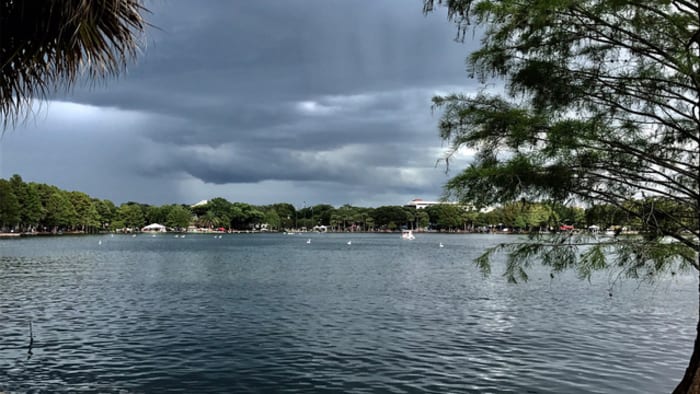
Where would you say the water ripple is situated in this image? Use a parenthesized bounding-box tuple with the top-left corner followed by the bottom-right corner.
(0, 234, 696, 393)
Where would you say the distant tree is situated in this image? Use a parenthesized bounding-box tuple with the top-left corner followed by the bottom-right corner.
(45, 190, 77, 230)
(352, 212, 366, 231)
(425, 204, 462, 231)
(264, 209, 281, 231)
(311, 204, 334, 226)
(297, 207, 312, 228)
(229, 202, 264, 230)
(197, 211, 219, 229)
(166, 205, 192, 230)
(403, 208, 416, 230)
(69, 191, 100, 232)
(365, 216, 376, 231)
(144, 205, 168, 225)
(109, 220, 125, 232)
(372, 206, 410, 229)
(416, 210, 430, 230)
(207, 197, 232, 227)
(472, 211, 491, 229)
(585, 204, 626, 231)
(269, 203, 296, 229)
(246, 207, 266, 229)
(329, 213, 340, 231)
(526, 204, 554, 232)
(8, 174, 27, 229)
(23, 183, 45, 230)
(551, 204, 583, 229)
(335, 205, 358, 231)
(460, 210, 475, 231)
(0, 179, 20, 230)
(118, 203, 145, 230)
(228, 204, 244, 229)
(0, 0, 147, 127)
(360, 209, 375, 231)
(95, 199, 117, 229)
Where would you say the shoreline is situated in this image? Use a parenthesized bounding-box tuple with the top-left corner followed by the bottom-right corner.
(0, 230, 563, 239)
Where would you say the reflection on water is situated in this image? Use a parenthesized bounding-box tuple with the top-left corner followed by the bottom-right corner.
(0, 233, 696, 393)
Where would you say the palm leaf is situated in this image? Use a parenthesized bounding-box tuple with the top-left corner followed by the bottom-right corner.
(0, 0, 147, 128)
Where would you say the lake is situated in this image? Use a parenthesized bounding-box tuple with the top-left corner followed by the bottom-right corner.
(0, 233, 696, 393)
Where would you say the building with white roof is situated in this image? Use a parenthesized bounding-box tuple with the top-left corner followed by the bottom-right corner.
(404, 198, 457, 209)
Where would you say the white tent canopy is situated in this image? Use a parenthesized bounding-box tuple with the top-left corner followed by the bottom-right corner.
(142, 223, 167, 232)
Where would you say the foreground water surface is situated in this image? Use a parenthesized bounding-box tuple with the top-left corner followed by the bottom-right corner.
(0, 233, 696, 393)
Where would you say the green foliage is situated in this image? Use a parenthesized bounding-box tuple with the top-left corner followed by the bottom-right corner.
(425, 0, 699, 280)
(208, 198, 232, 226)
(0, 174, 693, 246)
(118, 203, 145, 229)
(144, 205, 168, 225)
(416, 210, 430, 229)
(197, 211, 220, 229)
(264, 209, 281, 230)
(0, 179, 20, 228)
(95, 199, 116, 229)
(486, 232, 696, 284)
(372, 206, 411, 229)
(268, 203, 296, 229)
(23, 184, 45, 227)
(229, 202, 265, 230)
(69, 191, 100, 231)
(425, 204, 463, 230)
(1, 0, 147, 128)
(8, 174, 28, 227)
(165, 205, 192, 230)
(45, 190, 77, 229)
(312, 204, 335, 226)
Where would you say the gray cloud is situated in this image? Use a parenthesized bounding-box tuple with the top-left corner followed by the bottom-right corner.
(1, 0, 481, 207)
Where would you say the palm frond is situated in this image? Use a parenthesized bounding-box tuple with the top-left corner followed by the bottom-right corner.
(0, 0, 147, 128)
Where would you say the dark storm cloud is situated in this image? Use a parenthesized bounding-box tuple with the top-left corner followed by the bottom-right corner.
(136, 139, 438, 185)
(1, 0, 482, 206)
(143, 87, 441, 149)
(68, 1, 474, 108)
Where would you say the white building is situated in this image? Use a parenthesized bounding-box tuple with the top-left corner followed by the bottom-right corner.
(404, 198, 457, 209)
(142, 223, 167, 232)
(404, 198, 494, 212)
(190, 199, 209, 208)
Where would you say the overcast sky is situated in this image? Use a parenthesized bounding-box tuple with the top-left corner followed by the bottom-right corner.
(0, 0, 482, 208)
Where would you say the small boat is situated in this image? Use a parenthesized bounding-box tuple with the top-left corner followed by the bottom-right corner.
(401, 230, 415, 240)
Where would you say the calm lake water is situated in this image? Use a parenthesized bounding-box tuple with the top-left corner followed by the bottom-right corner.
(0, 233, 696, 393)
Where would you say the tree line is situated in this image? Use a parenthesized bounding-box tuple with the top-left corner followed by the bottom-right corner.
(0, 174, 675, 234)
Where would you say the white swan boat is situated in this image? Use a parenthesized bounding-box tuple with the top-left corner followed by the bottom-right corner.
(401, 230, 415, 240)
